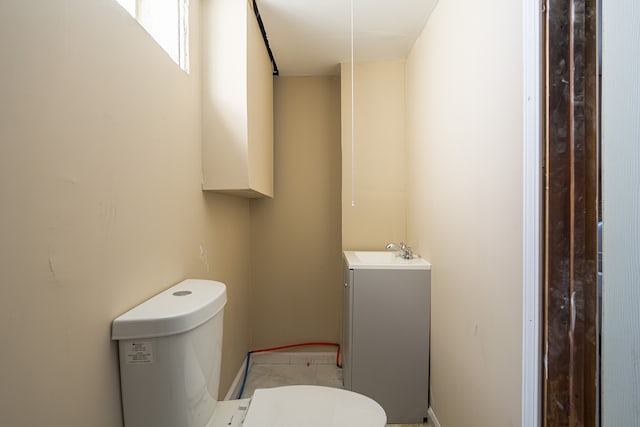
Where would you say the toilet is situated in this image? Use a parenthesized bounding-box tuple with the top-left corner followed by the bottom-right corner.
(111, 279, 386, 427)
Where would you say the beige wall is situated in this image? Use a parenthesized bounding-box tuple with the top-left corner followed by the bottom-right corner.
(406, 1, 523, 426)
(250, 77, 342, 348)
(341, 61, 407, 251)
(0, 1, 251, 425)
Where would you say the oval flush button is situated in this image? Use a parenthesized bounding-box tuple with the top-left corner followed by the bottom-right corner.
(173, 290, 192, 296)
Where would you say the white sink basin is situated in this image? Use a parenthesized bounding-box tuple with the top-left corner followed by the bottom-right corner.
(344, 251, 431, 270)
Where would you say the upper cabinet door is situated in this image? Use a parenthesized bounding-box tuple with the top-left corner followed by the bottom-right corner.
(202, 0, 274, 198)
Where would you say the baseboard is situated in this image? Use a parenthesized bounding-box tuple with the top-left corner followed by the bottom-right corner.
(427, 407, 441, 427)
(224, 355, 251, 401)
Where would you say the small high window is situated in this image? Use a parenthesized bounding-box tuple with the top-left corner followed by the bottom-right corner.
(116, 0, 190, 73)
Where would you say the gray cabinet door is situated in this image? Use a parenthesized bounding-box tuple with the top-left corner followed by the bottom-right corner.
(350, 269, 430, 424)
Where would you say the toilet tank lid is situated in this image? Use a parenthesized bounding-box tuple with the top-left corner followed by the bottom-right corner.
(111, 279, 227, 340)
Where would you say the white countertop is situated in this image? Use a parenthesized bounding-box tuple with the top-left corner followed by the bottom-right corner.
(344, 251, 432, 270)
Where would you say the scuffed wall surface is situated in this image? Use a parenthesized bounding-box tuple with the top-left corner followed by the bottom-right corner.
(0, 1, 250, 425)
(405, 0, 523, 425)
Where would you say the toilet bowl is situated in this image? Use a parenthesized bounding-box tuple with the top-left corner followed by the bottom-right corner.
(211, 385, 385, 427)
(112, 279, 386, 427)
(243, 385, 385, 427)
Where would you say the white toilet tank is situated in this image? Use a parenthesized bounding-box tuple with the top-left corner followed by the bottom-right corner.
(112, 279, 227, 427)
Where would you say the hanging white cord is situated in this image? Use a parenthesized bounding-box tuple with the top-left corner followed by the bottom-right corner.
(350, 0, 356, 207)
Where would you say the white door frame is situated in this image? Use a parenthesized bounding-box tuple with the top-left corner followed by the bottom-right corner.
(522, 1, 543, 426)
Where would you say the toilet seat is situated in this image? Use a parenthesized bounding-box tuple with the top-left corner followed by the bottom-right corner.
(242, 385, 387, 427)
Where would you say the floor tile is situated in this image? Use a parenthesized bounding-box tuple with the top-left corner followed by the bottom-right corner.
(241, 362, 343, 398)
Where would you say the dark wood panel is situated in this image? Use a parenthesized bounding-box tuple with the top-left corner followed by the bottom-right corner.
(544, 0, 598, 425)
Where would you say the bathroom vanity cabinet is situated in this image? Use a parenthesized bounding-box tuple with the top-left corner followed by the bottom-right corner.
(342, 251, 431, 424)
(201, 0, 273, 198)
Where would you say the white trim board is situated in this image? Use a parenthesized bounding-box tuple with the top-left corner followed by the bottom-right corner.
(224, 354, 251, 401)
(521, 0, 543, 426)
(427, 407, 442, 427)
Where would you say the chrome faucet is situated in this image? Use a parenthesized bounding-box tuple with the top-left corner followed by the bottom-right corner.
(386, 242, 413, 259)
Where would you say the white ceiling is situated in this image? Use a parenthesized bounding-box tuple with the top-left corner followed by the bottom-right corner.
(257, 0, 439, 76)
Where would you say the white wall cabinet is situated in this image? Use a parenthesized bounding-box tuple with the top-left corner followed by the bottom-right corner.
(202, 0, 274, 198)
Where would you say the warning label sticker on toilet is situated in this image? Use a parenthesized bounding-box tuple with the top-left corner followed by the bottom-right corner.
(125, 341, 154, 364)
